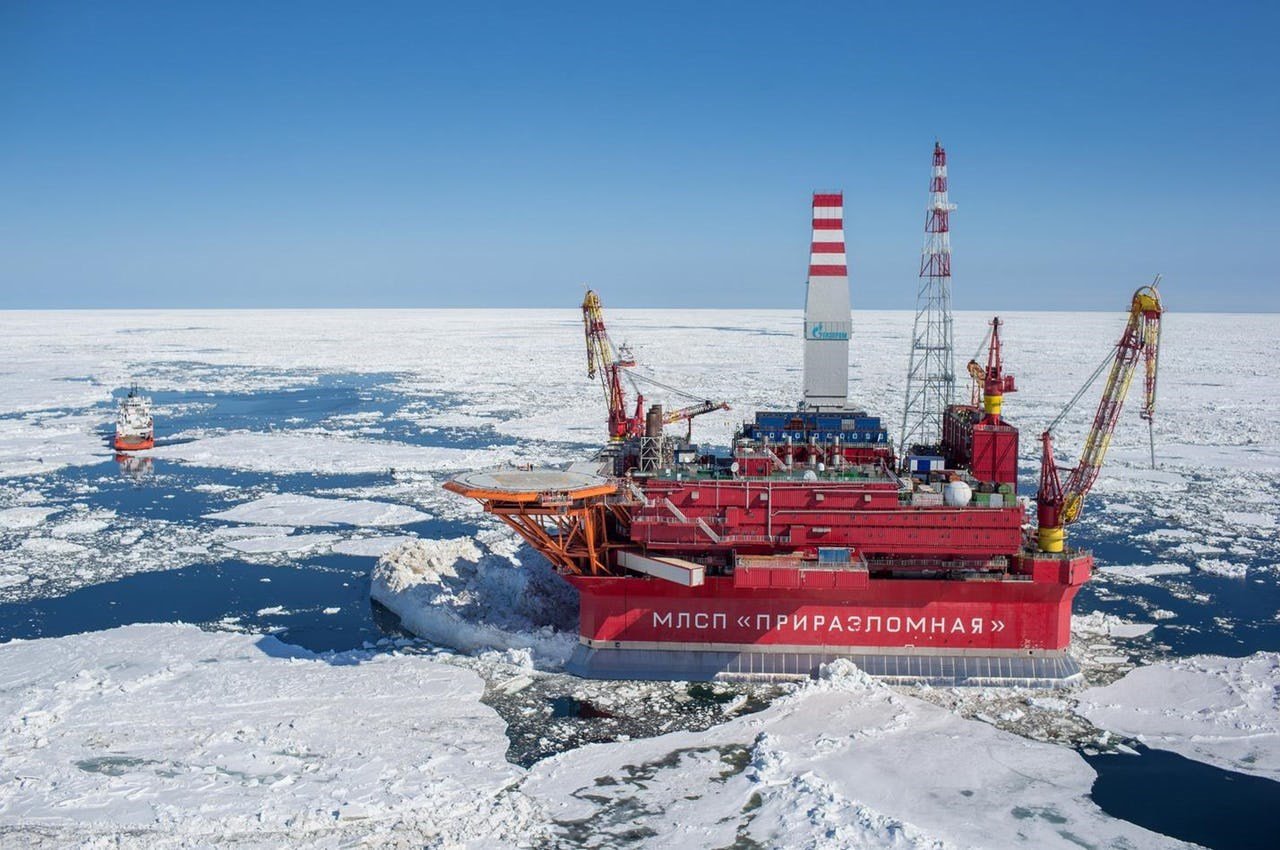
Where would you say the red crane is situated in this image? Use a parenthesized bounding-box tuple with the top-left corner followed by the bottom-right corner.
(581, 289, 730, 442)
(582, 290, 645, 440)
(1036, 280, 1163, 552)
(966, 316, 1017, 422)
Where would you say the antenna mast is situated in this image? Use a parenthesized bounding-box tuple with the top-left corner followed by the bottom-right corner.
(899, 141, 957, 456)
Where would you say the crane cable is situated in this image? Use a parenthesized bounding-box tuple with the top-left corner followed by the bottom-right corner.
(1046, 345, 1120, 436)
(625, 367, 705, 402)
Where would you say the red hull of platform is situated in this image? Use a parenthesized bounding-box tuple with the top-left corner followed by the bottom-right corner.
(569, 555, 1090, 656)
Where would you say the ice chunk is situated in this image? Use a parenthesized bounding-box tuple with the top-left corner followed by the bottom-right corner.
(525, 659, 1188, 848)
(0, 506, 61, 528)
(151, 431, 560, 476)
(1078, 652, 1280, 780)
(0, 624, 535, 845)
(1196, 558, 1248, 578)
(220, 532, 339, 554)
(1097, 563, 1190, 582)
(206, 493, 428, 527)
(1072, 611, 1157, 638)
(332, 535, 417, 557)
(370, 538, 578, 665)
(0, 414, 104, 478)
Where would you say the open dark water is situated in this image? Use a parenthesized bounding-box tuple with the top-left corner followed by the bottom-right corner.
(2, 372, 1277, 848)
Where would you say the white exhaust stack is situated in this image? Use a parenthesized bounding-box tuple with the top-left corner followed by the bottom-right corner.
(803, 192, 851, 409)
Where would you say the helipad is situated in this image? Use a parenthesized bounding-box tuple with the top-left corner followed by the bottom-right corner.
(444, 467, 616, 502)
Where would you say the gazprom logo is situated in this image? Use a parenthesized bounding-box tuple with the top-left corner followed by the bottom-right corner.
(807, 322, 850, 341)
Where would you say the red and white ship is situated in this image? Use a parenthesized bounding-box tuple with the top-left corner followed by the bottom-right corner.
(113, 385, 155, 452)
(446, 159, 1162, 686)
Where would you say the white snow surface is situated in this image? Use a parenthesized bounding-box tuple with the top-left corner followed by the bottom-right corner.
(0, 624, 535, 848)
(1072, 611, 1158, 639)
(1097, 563, 1191, 582)
(0, 506, 61, 529)
(1196, 558, 1249, 578)
(0, 413, 105, 478)
(150, 430, 565, 476)
(1078, 652, 1280, 781)
(523, 660, 1189, 849)
(219, 532, 341, 554)
(370, 537, 579, 665)
(205, 493, 428, 527)
(330, 535, 416, 557)
(0, 627, 1191, 849)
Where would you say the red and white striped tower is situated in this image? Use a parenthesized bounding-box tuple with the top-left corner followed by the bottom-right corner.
(802, 192, 852, 409)
(899, 142, 957, 454)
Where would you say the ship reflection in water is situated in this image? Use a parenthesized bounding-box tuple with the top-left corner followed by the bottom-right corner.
(115, 453, 154, 483)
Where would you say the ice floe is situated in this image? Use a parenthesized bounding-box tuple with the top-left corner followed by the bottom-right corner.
(331, 534, 417, 557)
(0, 624, 537, 847)
(0, 414, 105, 478)
(1097, 562, 1191, 582)
(524, 659, 1190, 849)
(0, 505, 61, 529)
(205, 492, 429, 527)
(1072, 611, 1157, 639)
(151, 430, 564, 476)
(370, 536, 579, 665)
(1077, 652, 1280, 780)
(220, 532, 341, 554)
(0, 625, 1194, 849)
(1196, 558, 1249, 578)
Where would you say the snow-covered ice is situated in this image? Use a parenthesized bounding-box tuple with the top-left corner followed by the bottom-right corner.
(151, 430, 563, 476)
(0, 414, 105, 478)
(331, 534, 417, 557)
(0, 626, 1194, 849)
(219, 532, 341, 554)
(0, 505, 61, 529)
(0, 624, 537, 848)
(1072, 611, 1158, 639)
(1078, 652, 1280, 781)
(1097, 563, 1191, 582)
(1196, 558, 1249, 578)
(205, 493, 428, 527)
(524, 660, 1190, 849)
(370, 537, 579, 665)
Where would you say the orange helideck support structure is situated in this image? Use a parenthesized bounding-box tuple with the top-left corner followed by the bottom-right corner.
(443, 468, 629, 576)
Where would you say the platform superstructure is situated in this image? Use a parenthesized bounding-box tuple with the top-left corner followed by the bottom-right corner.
(446, 176, 1163, 686)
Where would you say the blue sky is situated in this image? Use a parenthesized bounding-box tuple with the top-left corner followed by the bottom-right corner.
(2, 2, 1276, 310)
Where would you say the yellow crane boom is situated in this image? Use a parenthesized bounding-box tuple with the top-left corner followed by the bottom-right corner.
(1036, 279, 1163, 552)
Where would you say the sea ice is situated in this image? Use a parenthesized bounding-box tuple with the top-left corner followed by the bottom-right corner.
(0, 506, 61, 529)
(1072, 612, 1157, 639)
(1196, 558, 1248, 578)
(0, 413, 105, 478)
(0, 625, 1193, 849)
(370, 537, 579, 665)
(0, 624, 538, 847)
(151, 430, 563, 476)
(524, 659, 1191, 848)
(205, 492, 428, 527)
(331, 534, 417, 557)
(1078, 652, 1280, 781)
(1097, 563, 1191, 582)
(219, 532, 341, 554)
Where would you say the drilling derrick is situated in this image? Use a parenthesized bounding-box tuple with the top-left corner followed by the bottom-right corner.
(900, 141, 957, 456)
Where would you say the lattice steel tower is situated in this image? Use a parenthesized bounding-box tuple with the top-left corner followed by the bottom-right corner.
(899, 141, 957, 456)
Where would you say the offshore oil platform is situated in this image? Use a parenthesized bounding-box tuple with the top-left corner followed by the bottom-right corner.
(447, 143, 1163, 685)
